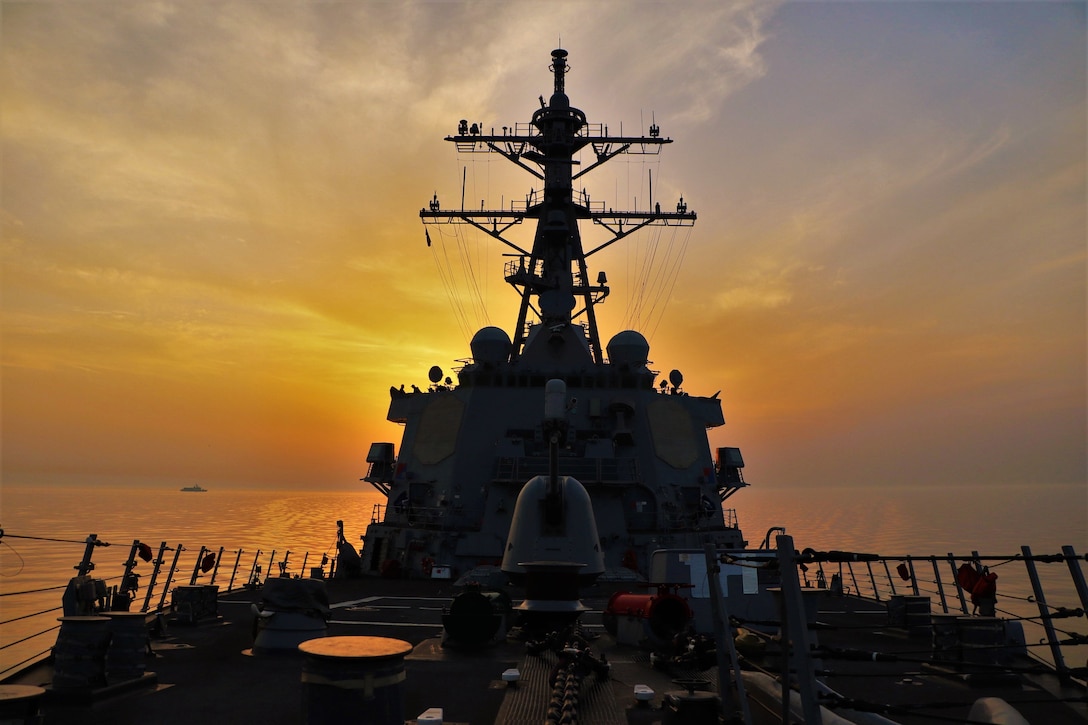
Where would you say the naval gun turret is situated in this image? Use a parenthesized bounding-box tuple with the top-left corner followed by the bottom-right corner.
(502, 380, 604, 626)
(502, 380, 604, 586)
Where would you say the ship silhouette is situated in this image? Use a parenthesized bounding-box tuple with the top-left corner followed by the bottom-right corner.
(361, 49, 747, 581)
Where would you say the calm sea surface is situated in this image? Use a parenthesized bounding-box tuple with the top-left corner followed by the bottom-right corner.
(2, 481, 1084, 676)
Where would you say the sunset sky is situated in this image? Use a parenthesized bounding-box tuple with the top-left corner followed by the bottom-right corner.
(2, 2, 1085, 496)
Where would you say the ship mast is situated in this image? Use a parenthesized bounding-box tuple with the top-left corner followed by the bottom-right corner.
(420, 49, 696, 364)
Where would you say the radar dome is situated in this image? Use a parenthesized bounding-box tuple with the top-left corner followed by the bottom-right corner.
(549, 92, 569, 109)
(470, 326, 512, 365)
(606, 330, 650, 368)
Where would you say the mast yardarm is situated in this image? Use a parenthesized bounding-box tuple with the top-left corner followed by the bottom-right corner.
(420, 49, 696, 363)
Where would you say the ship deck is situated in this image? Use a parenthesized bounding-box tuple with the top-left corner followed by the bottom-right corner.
(6, 576, 1086, 724)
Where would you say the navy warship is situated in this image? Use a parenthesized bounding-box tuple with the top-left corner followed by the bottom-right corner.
(360, 48, 748, 582)
(2, 47, 1085, 725)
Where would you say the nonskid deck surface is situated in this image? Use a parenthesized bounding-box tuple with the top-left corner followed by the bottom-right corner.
(11, 578, 1086, 724)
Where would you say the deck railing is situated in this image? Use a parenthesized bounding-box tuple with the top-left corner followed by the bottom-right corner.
(715, 538, 1088, 724)
(794, 545, 1088, 680)
(0, 531, 336, 681)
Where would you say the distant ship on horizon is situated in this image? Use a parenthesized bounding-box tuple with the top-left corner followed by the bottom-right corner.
(180, 485, 207, 492)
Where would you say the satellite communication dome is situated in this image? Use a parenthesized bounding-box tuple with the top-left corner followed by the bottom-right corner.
(606, 330, 650, 368)
(429, 366, 443, 384)
(470, 326, 512, 365)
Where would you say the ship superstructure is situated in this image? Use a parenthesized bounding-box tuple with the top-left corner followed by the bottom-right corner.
(360, 49, 748, 579)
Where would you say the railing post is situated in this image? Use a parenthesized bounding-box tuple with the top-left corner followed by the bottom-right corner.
(702, 544, 748, 724)
(265, 550, 277, 581)
(75, 534, 98, 576)
(209, 546, 225, 585)
(141, 542, 169, 612)
(227, 549, 244, 592)
(930, 557, 949, 613)
(948, 553, 968, 614)
(907, 556, 919, 596)
(189, 546, 208, 586)
(882, 560, 897, 597)
(248, 550, 263, 587)
(866, 561, 879, 601)
(776, 536, 822, 725)
(157, 544, 185, 612)
(1022, 545, 1068, 675)
(112, 535, 143, 609)
(1062, 545, 1088, 614)
(300, 552, 310, 577)
(114, 539, 141, 611)
(847, 562, 860, 597)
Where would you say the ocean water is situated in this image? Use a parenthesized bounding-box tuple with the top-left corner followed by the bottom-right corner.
(0, 485, 385, 677)
(1, 481, 1084, 677)
(736, 481, 1086, 555)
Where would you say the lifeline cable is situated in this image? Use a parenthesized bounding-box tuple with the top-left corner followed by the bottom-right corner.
(0, 539, 25, 577)
(0, 583, 68, 597)
(0, 533, 111, 546)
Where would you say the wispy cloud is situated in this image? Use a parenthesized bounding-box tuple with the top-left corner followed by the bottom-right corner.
(1, 1, 1083, 489)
